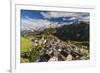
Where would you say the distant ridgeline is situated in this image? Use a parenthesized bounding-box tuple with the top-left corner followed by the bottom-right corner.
(21, 21, 89, 41)
(41, 21, 89, 41)
(53, 21, 89, 41)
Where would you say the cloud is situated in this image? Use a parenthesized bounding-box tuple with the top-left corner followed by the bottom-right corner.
(41, 11, 88, 17)
(40, 12, 50, 19)
(40, 12, 77, 18)
(62, 18, 68, 21)
(68, 17, 76, 20)
(79, 16, 89, 22)
(40, 11, 89, 22)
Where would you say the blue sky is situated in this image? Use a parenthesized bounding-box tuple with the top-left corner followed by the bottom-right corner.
(21, 10, 44, 19)
(21, 9, 89, 31)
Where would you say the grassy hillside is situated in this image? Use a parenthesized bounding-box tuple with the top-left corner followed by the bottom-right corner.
(21, 37, 33, 52)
